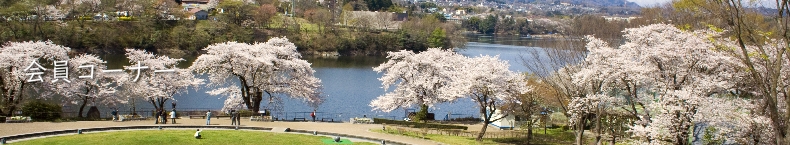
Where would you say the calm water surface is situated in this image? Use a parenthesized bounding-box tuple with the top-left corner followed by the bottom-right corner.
(101, 36, 559, 121)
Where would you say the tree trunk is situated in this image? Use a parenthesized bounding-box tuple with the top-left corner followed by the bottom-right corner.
(78, 86, 92, 118)
(8, 91, 21, 117)
(7, 104, 16, 117)
(251, 99, 261, 113)
(594, 111, 602, 145)
(78, 97, 88, 118)
(675, 125, 690, 145)
(476, 107, 489, 141)
(526, 121, 533, 145)
(765, 97, 788, 145)
(575, 119, 586, 145)
(477, 120, 490, 141)
(3, 81, 24, 116)
(158, 98, 167, 110)
(610, 136, 616, 145)
(249, 92, 263, 113)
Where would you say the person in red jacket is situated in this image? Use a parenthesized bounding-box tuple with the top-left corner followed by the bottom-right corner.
(310, 109, 316, 122)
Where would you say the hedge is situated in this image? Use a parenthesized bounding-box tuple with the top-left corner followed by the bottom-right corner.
(21, 101, 62, 121)
(373, 118, 468, 130)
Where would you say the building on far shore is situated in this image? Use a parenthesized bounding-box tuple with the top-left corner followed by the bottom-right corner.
(181, 0, 211, 11)
(187, 9, 209, 20)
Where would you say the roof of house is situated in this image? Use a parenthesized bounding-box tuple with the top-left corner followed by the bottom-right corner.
(188, 8, 205, 14)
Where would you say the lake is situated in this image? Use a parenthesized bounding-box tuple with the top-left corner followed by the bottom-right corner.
(94, 35, 563, 122)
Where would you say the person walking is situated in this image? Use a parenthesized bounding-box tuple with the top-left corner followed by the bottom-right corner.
(310, 109, 316, 122)
(235, 110, 241, 126)
(161, 109, 167, 124)
(170, 109, 177, 124)
(230, 110, 237, 126)
(154, 109, 161, 124)
(111, 109, 118, 121)
(206, 110, 212, 125)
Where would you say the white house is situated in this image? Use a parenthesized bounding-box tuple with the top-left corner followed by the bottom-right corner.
(486, 107, 521, 130)
(181, 0, 211, 11)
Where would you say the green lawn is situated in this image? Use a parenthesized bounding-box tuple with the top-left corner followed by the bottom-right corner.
(372, 128, 575, 145)
(12, 130, 377, 145)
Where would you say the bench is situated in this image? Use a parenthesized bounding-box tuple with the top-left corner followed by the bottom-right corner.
(5, 116, 31, 123)
(251, 116, 273, 122)
(321, 118, 334, 122)
(215, 115, 231, 119)
(189, 115, 206, 119)
(119, 115, 146, 121)
(351, 118, 372, 124)
(293, 118, 306, 121)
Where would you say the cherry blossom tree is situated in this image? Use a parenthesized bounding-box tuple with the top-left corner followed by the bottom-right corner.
(0, 41, 70, 116)
(208, 86, 245, 112)
(52, 54, 124, 117)
(208, 0, 219, 9)
(712, 37, 790, 144)
(122, 49, 204, 111)
(572, 24, 756, 144)
(369, 48, 467, 115)
(518, 39, 589, 144)
(716, 1, 790, 144)
(500, 74, 549, 144)
(191, 37, 322, 114)
(458, 55, 529, 141)
(370, 48, 528, 141)
(59, 0, 102, 16)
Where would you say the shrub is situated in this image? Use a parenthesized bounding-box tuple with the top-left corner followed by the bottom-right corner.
(238, 110, 254, 117)
(78, 16, 92, 20)
(21, 101, 62, 121)
(549, 112, 568, 126)
(449, 116, 480, 122)
(414, 104, 428, 122)
(119, 16, 134, 21)
(373, 118, 468, 130)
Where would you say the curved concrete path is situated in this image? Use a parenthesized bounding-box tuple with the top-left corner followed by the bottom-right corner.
(0, 118, 447, 145)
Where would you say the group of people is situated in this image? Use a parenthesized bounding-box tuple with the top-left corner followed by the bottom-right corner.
(204, 110, 241, 126)
(155, 109, 176, 124)
(230, 110, 241, 126)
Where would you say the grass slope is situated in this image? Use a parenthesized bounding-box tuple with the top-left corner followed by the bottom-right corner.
(12, 130, 377, 145)
(372, 128, 575, 145)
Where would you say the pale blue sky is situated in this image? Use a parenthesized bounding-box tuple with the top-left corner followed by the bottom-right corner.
(629, 0, 776, 8)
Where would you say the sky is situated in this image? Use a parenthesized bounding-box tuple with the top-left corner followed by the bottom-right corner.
(629, 0, 672, 7)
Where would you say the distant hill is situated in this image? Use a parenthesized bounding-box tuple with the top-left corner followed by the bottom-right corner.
(522, 0, 641, 8)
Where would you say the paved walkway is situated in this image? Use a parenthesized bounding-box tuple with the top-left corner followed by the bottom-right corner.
(0, 118, 469, 145)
